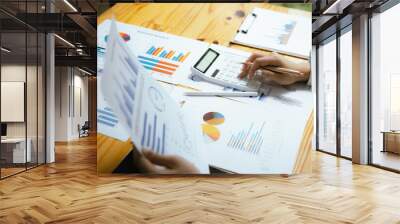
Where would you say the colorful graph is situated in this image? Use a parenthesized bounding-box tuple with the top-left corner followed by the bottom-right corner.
(138, 55, 179, 76)
(277, 21, 296, 44)
(202, 124, 220, 142)
(141, 112, 166, 154)
(227, 122, 265, 154)
(97, 46, 105, 56)
(203, 112, 225, 125)
(202, 112, 225, 143)
(146, 46, 190, 63)
(104, 32, 130, 42)
(264, 20, 296, 45)
(97, 107, 118, 127)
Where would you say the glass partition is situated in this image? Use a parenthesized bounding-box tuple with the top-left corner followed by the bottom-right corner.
(27, 31, 38, 169)
(317, 36, 337, 154)
(38, 32, 46, 165)
(0, 30, 28, 177)
(0, 1, 46, 179)
(339, 28, 352, 158)
(371, 3, 400, 171)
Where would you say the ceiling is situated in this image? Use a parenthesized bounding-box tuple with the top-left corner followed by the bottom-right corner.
(312, 0, 390, 44)
(0, 0, 97, 74)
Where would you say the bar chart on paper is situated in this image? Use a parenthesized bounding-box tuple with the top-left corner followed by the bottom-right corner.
(137, 46, 191, 76)
(97, 107, 119, 127)
(146, 46, 191, 62)
(114, 70, 138, 130)
(227, 122, 266, 154)
(140, 112, 166, 155)
(265, 20, 296, 45)
(138, 56, 179, 76)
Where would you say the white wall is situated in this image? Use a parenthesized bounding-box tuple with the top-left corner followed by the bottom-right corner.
(55, 66, 69, 141)
(54, 67, 89, 141)
(1, 63, 46, 164)
(1, 65, 26, 139)
(1, 65, 36, 138)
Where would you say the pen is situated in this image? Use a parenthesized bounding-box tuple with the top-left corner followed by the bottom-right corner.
(240, 62, 304, 77)
(184, 91, 259, 97)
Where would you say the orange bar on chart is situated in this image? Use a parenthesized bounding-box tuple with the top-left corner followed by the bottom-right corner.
(152, 67, 173, 75)
(166, 51, 174, 59)
(153, 47, 163, 56)
(179, 52, 190, 62)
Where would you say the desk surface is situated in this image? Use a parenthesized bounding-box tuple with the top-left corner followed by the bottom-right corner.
(97, 3, 313, 174)
(1, 138, 27, 143)
(381, 131, 400, 134)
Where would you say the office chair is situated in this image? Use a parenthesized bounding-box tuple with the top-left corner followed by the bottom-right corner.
(79, 121, 90, 138)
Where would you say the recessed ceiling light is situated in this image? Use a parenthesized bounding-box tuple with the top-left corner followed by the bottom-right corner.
(1, 47, 11, 53)
(78, 67, 93, 76)
(323, 0, 354, 15)
(54, 34, 75, 48)
(63, 0, 78, 12)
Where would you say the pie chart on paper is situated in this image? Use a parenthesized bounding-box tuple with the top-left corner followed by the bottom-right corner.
(202, 123, 221, 142)
(203, 112, 225, 125)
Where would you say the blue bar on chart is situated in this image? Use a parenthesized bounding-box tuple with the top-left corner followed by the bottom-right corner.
(123, 56, 139, 74)
(162, 124, 166, 154)
(97, 46, 106, 56)
(172, 53, 183, 61)
(97, 107, 118, 127)
(123, 83, 135, 103)
(141, 112, 148, 146)
(147, 123, 151, 147)
(138, 55, 178, 76)
(227, 122, 265, 154)
(147, 46, 156, 54)
(156, 137, 160, 154)
(159, 50, 168, 58)
(140, 112, 166, 154)
(112, 75, 134, 127)
(152, 115, 157, 149)
(145, 46, 191, 63)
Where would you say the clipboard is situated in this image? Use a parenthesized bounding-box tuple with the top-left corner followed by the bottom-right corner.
(232, 8, 311, 59)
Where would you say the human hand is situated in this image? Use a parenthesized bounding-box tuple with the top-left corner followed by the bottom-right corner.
(239, 52, 310, 86)
(133, 149, 200, 174)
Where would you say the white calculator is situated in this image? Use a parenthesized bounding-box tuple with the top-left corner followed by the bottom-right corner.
(191, 48, 261, 92)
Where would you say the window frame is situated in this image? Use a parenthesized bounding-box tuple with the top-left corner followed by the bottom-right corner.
(315, 23, 352, 160)
(367, 0, 400, 173)
(0, 0, 48, 180)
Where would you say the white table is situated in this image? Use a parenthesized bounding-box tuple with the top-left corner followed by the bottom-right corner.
(1, 138, 31, 163)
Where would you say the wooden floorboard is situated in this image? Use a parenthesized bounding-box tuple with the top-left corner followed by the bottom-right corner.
(0, 135, 400, 223)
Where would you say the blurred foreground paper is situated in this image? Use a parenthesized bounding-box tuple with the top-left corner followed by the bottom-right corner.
(101, 20, 209, 174)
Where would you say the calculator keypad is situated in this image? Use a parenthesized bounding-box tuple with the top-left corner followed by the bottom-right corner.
(215, 56, 250, 87)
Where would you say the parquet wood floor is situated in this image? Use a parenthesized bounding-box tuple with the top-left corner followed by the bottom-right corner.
(0, 135, 399, 223)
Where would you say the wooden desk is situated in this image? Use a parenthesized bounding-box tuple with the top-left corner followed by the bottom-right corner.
(97, 3, 313, 174)
(1, 138, 32, 164)
(382, 131, 400, 154)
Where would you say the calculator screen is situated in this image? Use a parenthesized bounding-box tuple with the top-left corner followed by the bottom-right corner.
(194, 49, 219, 73)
